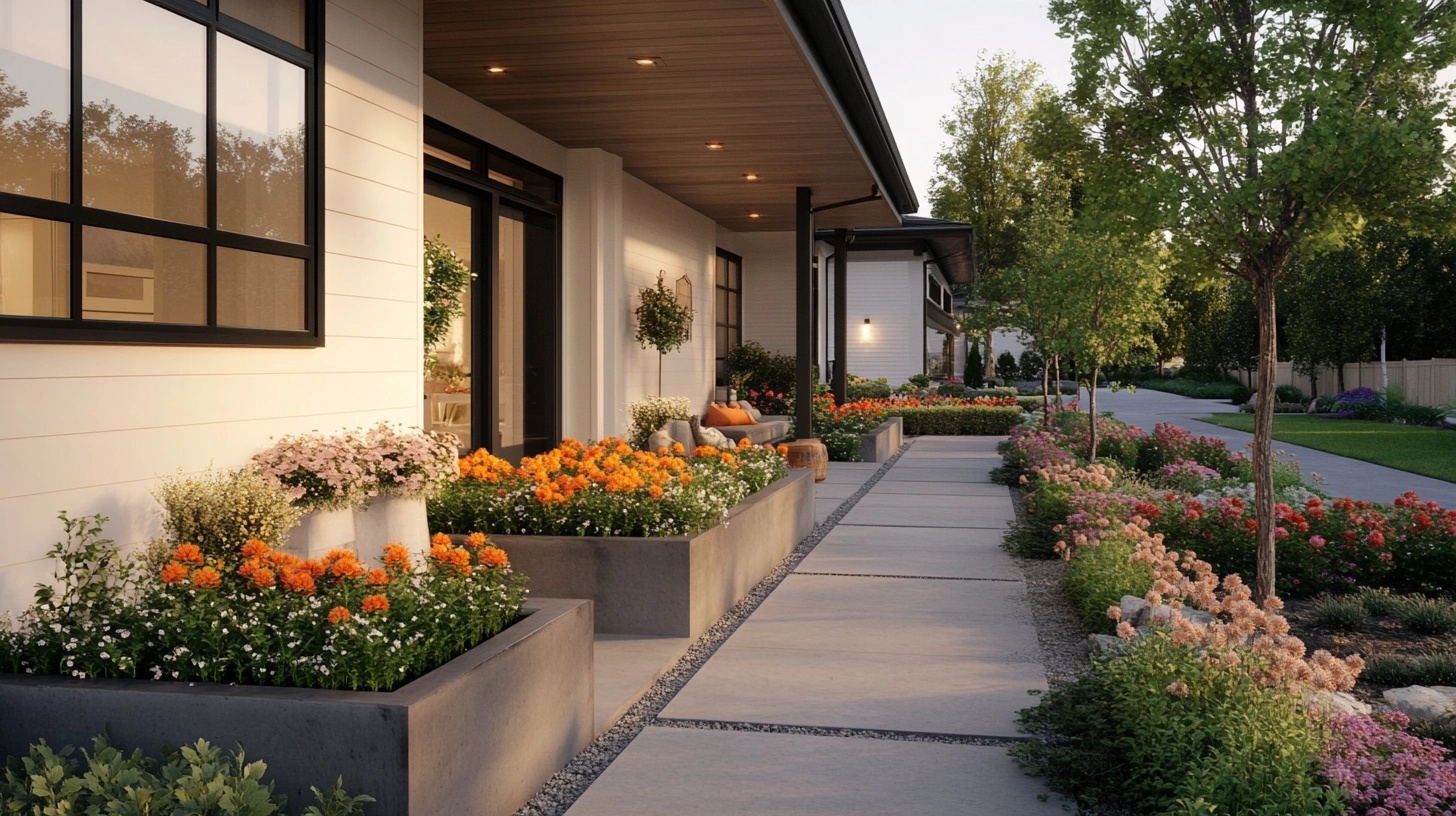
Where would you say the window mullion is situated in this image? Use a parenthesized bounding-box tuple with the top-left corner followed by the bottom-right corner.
(69, 0, 83, 324)
(206, 21, 218, 328)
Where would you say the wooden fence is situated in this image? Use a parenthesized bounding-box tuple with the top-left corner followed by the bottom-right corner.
(1232, 359, 1456, 406)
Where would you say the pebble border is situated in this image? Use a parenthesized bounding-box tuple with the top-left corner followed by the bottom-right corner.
(513, 441, 916, 816)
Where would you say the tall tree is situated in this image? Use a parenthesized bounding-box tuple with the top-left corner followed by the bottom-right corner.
(1049, 0, 1456, 601)
(931, 53, 1053, 380)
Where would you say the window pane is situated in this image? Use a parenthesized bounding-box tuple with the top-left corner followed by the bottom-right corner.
(716, 326, 727, 354)
(220, 0, 305, 47)
(728, 258, 739, 289)
(0, 212, 68, 316)
(715, 286, 727, 323)
(488, 152, 558, 202)
(0, 0, 70, 201)
(82, 226, 204, 323)
(726, 291, 738, 324)
(424, 125, 479, 172)
(218, 248, 303, 330)
(217, 35, 305, 243)
(82, 0, 206, 225)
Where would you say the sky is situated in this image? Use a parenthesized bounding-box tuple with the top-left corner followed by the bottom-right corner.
(839, 0, 1074, 216)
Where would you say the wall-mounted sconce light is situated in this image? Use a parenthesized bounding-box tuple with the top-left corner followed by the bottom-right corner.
(860, 317, 872, 342)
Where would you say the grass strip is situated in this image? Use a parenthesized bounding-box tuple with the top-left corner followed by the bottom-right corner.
(1199, 413, 1456, 483)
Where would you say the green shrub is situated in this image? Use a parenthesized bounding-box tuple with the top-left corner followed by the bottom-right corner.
(1061, 535, 1153, 634)
(153, 469, 302, 560)
(1133, 378, 1243, 400)
(907, 373, 932, 389)
(0, 735, 372, 816)
(1311, 594, 1367, 630)
(1357, 586, 1403, 618)
(1013, 632, 1345, 815)
(1019, 349, 1044, 380)
(1275, 385, 1306, 403)
(1361, 653, 1456, 687)
(937, 383, 969, 397)
(846, 376, 892, 400)
(726, 340, 798, 396)
(997, 350, 1019, 380)
(1394, 595, 1456, 635)
(625, 396, 692, 450)
(1015, 396, 1045, 413)
(1230, 384, 1254, 406)
(884, 406, 1022, 435)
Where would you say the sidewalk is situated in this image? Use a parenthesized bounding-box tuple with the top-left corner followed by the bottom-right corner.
(1093, 388, 1456, 507)
(561, 438, 1066, 816)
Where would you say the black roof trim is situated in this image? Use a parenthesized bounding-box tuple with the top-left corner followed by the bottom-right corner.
(778, 0, 920, 216)
(817, 216, 977, 285)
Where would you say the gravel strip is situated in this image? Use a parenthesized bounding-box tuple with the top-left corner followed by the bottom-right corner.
(1007, 485, 1092, 690)
(653, 717, 1027, 746)
(513, 441, 916, 816)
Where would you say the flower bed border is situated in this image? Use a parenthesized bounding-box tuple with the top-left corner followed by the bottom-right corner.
(476, 469, 815, 637)
(859, 417, 903, 463)
(0, 598, 594, 816)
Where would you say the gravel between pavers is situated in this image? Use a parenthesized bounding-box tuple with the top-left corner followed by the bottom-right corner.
(1008, 484, 1093, 690)
(513, 442, 916, 816)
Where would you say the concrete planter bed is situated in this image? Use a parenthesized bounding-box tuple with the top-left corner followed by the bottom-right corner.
(471, 470, 815, 637)
(859, 416, 904, 463)
(0, 598, 594, 816)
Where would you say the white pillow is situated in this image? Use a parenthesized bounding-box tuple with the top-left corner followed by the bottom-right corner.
(647, 429, 676, 454)
(697, 425, 734, 450)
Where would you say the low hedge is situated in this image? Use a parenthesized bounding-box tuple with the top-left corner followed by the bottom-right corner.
(884, 405, 1021, 435)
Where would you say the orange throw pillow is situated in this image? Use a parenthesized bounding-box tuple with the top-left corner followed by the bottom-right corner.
(705, 403, 756, 427)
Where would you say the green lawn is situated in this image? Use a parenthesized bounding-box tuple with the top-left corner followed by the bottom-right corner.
(1199, 414, 1456, 483)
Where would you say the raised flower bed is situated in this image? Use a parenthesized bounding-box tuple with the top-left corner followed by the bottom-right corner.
(432, 438, 813, 636)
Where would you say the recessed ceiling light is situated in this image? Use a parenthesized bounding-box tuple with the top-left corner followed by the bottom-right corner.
(633, 57, 662, 66)
(705, 142, 724, 150)
(743, 172, 759, 181)
(486, 66, 507, 74)
(748, 213, 761, 219)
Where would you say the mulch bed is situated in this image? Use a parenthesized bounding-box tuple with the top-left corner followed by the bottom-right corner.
(1283, 595, 1456, 703)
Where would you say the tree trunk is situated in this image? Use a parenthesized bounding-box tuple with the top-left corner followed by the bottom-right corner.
(983, 329, 996, 381)
(658, 353, 664, 397)
(1309, 375, 1318, 401)
(1087, 365, 1099, 463)
(1041, 360, 1051, 427)
(1253, 273, 1278, 604)
(1337, 363, 1346, 393)
(1053, 355, 1063, 408)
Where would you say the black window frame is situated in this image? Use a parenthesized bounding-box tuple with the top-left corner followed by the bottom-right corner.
(715, 248, 743, 387)
(0, 0, 323, 347)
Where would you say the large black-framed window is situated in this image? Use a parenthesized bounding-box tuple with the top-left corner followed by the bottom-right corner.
(423, 118, 562, 459)
(714, 249, 742, 387)
(0, 0, 321, 346)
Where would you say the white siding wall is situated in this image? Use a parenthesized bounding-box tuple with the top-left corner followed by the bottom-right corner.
(0, 0, 426, 615)
(824, 252, 923, 385)
(737, 231, 797, 355)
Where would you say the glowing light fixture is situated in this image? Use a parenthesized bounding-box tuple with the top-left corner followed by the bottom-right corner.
(705, 141, 724, 150)
(634, 57, 662, 66)
(486, 66, 507, 74)
(748, 212, 761, 219)
(860, 317, 872, 342)
(743, 172, 759, 181)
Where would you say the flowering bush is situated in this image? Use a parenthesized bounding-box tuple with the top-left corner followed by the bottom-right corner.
(1152, 458, 1223, 494)
(625, 396, 693, 450)
(744, 387, 792, 416)
(813, 395, 889, 461)
(0, 514, 526, 692)
(253, 424, 459, 510)
(153, 468, 302, 560)
(1321, 711, 1456, 815)
(1331, 386, 1383, 418)
(428, 437, 788, 537)
(1136, 422, 1237, 476)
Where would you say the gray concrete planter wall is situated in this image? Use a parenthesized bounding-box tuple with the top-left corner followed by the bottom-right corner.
(859, 416, 904, 463)
(0, 598, 593, 816)
(484, 470, 815, 638)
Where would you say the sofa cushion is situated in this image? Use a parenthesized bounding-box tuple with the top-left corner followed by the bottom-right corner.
(705, 403, 755, 427)
(740, 402, 763, 421)
(716, 419, 790, 445)
(647, 429, 675, 454)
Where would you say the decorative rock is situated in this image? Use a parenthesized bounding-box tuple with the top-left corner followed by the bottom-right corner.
(1085, 634, 1124, 656)
(1136, 603, 1215, 628)
(1305, 690, 1372, 717)
(1119, 595, 1148, 624)
(1382, 685, 1454, 724)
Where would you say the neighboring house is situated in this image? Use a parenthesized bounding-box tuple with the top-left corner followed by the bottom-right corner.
(0, 0, 928, 612)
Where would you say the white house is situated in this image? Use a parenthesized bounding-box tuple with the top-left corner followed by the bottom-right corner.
(0, 0, 934, 614)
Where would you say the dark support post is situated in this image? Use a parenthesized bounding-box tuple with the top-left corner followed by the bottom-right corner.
(832, 228, 848, 405)
(795, 186, 814, 439)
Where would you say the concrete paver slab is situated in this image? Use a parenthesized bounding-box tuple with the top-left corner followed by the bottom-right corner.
(564, 728, 1068, 816)
(889, 455, 1003, 468)
(658, 646, 1045, 737)
(593, 635, 691, 735)
(797, 532, 1020, 580)
(813, 481, 860, 500)
(839, 503, 1009, 528)
(851, 492, 1014, 512)
(880, 466, 997, 483)
(867, 480, 1011, 497)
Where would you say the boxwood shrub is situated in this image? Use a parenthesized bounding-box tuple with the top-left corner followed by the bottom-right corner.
(884, 405, 1021, 435)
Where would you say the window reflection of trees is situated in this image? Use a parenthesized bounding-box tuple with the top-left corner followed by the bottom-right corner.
(2, 71, 304, 243)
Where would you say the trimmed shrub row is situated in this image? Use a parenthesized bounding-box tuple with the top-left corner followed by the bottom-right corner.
(885, 405, 1022, 436)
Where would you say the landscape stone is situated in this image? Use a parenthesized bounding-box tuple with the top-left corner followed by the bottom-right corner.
(1119, 595, 1148, 623)
(1382, 685, 1453, 723)
(1304, 690, 1372, 717)
(1136, 603, 1215, 627)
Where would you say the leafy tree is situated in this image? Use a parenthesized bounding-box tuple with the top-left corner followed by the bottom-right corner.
(1283, 249, 1378, 395)
(996, 350, 1019, 381)
(931, 53, 1054, 379)
(1049, 0, 1456, 600)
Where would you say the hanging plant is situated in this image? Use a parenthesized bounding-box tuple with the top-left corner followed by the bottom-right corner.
(635, 271, 693, 395)
(423, 236, 475, 365)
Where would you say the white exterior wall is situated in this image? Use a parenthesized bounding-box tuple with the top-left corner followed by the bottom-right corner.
(736, 231, 797, 356)
(0, 0, 426, 614)
(825, 251, 924, 386)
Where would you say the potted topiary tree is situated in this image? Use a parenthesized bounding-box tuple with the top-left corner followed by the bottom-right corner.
(635, 271, 693, 396)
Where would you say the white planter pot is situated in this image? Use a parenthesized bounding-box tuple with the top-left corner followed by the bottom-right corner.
(354, 494, 429, 563)
(282, 507, 356, 560)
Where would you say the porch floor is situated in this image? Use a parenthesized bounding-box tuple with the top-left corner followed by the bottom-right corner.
(573, 439, 1067, 815)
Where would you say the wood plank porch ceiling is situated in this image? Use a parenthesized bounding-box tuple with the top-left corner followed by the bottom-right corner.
(423, 0, 904, 231)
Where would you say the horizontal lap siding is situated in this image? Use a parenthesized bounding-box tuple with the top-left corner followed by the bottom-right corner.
(0, 0, 425, 614)
(738, 231, 796, 356)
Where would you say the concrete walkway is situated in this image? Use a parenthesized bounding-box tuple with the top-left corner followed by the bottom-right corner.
(1092, 388, 1456, 506)
(564, 438, 1066, 816)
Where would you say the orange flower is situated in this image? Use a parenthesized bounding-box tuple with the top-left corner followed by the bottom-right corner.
(252, 567, 277, 589)
(322, 548, 355, 565)
(240, 539, 271, 558)
(431, 532, 452, 548)
(478, 546, 510, 569)
(237, 559, 259, 578)
(191, 566, 222, 590)
(327, 606, 352, 625)
(430, 542, 473, 576)
(383, 543, 413, 573)
(361, 594, 389, 614)
(329, 556, 366, 581)
(173, 543, 204, 565)
(465, 531, 488, 549)
(366, 568, 392, 587)
(302, 559, 326, 578)
(649, 485, 664, 499)
(161, 561, 189, 585)
(281, 568, 316, 596)
(776, 445, 789, 457)
(671, 442, 685, 455)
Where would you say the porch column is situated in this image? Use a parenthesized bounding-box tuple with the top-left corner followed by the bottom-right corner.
(795, 186, 814, 438)
(832, 228, 848, 405)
